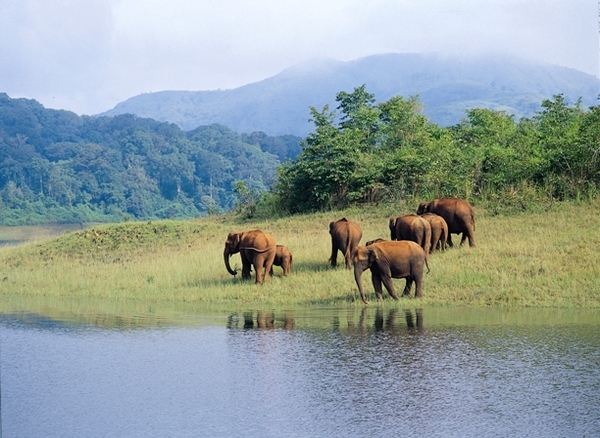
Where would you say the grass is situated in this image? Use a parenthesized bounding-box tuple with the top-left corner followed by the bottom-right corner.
(2, 200, 600, 311)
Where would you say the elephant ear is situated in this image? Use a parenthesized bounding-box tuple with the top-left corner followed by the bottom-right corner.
(417, 202, 429, 214)
(229, 232, 241, 249)
(388, 218, 396, 229)
(368, 248, 378, 264)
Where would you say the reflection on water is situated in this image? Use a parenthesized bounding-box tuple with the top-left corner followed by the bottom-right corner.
(227, 310, 296, 330)
(226, 308, 424, 333)
(1, 305, 600, 437)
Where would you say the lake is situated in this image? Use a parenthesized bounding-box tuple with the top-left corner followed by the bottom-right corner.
(1, 304, 599, 437)
(0, 225, 82, 247)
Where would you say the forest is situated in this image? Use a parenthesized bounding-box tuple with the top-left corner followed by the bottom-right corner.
(0, 93, 301, 225)
(1, 87, 599, 225)
(268, 86, 600, 216)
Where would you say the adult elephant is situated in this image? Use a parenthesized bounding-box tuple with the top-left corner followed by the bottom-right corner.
(389, 214, 431, 258)
(329, 218, 363, 269)
(352, 240, 428, 304)
(270, 245, 293, 276)
(418, 212, 448, 253)
(224, 230, 276, 284)
(417, 197, 476, 247)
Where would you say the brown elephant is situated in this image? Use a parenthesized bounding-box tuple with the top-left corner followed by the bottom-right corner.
(418, 212, 448, 253)
(224, 230, 276, 284)
(352, 240, 428, 304)
(329, 218, 363, 269)
(269, 245, 293, 276)
(417, 197, 475, 247)
(389, 214, 431, 259)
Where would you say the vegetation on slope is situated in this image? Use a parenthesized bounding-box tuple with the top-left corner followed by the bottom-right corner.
(0, 93, 301, 225)
(2, 86, 599, 226)
(267, 87, 600, 216)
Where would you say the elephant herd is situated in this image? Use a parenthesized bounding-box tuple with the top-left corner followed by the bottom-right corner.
(223, 197, 476, 304)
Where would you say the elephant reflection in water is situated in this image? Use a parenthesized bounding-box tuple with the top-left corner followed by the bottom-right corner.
(404, 308, 423, 330)
(374, 307, 397, 331)
(375, 308, 423, 331)
(347, 307, 423, 332)
(226, 310, 295, 329)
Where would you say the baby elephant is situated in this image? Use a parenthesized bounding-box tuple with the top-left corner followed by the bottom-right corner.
(270, 245, 293, 276)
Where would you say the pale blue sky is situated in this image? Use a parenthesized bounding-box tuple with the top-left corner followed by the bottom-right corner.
(0, 0, 597, 115)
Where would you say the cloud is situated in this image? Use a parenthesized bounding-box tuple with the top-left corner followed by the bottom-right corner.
(0, 0, 596, 115)
(0, 0, 114, 110)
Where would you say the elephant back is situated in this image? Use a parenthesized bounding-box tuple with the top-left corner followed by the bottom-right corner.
(419, 197, 474, 232)
(240, 230, 276, 252)
(394, 215, 430, 256)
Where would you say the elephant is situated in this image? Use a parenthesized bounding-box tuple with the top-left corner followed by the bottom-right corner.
(389, 214, 431, 259)
(352, 240, 428, 304)
(329, 218, 363, 269)
(417, 197, 476, 247)
(269, 245, 293, 276)
(223, 230, 277, 284)
(418, 212, 448, 253)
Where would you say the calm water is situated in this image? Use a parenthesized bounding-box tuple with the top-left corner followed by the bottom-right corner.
(1, 306, 599, 437)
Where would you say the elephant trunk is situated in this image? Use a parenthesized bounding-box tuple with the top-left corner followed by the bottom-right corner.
(224, 247, 237, 276)
(354, 267, 369, 304)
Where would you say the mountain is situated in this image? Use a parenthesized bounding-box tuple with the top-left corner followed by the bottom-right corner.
(100, 53, 599, 136)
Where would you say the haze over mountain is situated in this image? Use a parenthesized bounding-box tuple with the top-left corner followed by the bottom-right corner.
(100, 53, 599, 137)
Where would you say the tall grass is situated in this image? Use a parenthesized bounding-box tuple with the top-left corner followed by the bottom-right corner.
(1, 200, 600, 309)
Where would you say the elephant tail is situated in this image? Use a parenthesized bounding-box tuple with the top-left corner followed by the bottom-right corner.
(344, 229, 353, 262)
(424, 257, 431, 274)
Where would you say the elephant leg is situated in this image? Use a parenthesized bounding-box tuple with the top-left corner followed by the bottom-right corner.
(447, 234, 454, 247)
(402, 277, 413, 296)
(414, 276, 423, 298)
(431, 230, 440, 253)
(330, 243, 338, 267)
(381, 276, 399, 301)
(371, 273, 384, 301)
(262, 252, 275, 284)
(440, 233, 447, 251)
(465, 226, 476, 247)
(241, 252, 252, 279)
(253, 261, 263, 284)
(254, 256, 269, 285)
(344, 251, 352, 269)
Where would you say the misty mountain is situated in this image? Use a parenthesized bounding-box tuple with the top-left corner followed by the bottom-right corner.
(101, 53, 599, 136)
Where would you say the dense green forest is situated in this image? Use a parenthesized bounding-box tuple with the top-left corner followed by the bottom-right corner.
(1, 87, 599, 225)
(267, 86, 600, 215)
(0, 93, 301, 225)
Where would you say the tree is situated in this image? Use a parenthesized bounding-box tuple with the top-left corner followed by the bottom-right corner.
(534, 94, 587, 198)
(233, 181, 259, 218)
(336, 85, 380, 145)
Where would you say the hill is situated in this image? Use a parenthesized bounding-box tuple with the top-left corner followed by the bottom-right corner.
(100, 53, 600, 136)
(0, 93, 300, 225)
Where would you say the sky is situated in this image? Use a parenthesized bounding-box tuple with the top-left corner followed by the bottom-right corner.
(0, 0, 598, 115)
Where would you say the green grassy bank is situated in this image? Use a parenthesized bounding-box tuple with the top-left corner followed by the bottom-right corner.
(1, 201, 600, 309)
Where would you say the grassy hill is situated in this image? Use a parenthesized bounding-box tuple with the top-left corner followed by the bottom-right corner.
(100, 53, 600, 136)
(2, 201, 600, 309)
